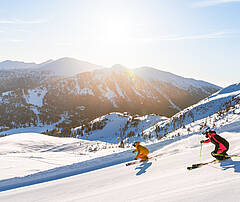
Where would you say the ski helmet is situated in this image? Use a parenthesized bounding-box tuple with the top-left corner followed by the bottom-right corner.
(133, 141, 140, 147)
(201, 126, 210, 135)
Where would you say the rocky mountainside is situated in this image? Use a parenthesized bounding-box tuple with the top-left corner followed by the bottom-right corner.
(0, 59, 221, 133)
(65, 83, 239, 146)
(0, 69, 58, 93)
(0, 57, 101, 93)
(143, 82, 240, 139)
(43, 65, 219, 117)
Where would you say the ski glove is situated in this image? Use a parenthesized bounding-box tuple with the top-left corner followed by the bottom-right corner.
(200, 140, 205, 144)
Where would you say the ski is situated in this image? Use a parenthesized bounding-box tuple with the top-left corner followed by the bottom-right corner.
(126, 159, 149, 166)
(126, 153, 164, 166)
(126, 161, 140, 166)
(187, 153, 240, 170)
(215, 154, 240, 158)
(187, 159, 218, 170)
(125, 154, 159, 166)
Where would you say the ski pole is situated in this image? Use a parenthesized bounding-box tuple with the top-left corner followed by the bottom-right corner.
(200, 142, 203, 158)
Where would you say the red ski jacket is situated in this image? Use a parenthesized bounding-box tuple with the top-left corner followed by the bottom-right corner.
(203, 131, 229, 154)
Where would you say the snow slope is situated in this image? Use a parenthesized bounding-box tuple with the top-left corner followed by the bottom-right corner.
(0, 123, 240, 201)
(0, 133, 120, 180)
(73, 112, 167, 144)
(143, 82, 240, 138)
(0, 83, 240, 201)
(0, 103, 240, 201)
(135, 66, 221, 91)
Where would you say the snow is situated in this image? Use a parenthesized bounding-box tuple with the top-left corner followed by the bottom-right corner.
(135, 66, 221, 91)
(104, 87, 118, 107)
(0, 91, 13, 104)
(0, 133, 122, 181)
(161, 92, 182, 111)
(115, 81, 125, 98)
(0, 125, 57, 135)
(38, 57, 102, 76)
(73, 112, 165, 144)
(98, 84, 118, 107)
(79, 88, 94, 96)
(0, 60, 37, 70)
(73, 76, 94, 95)
(131, 86, 143, 97)
(217, 83, 240, 95)
(1, 124, 240, 201)
(1, 91, 13, 97)
(159, 82, 240, 132)
(23, 87, 47, 107)
(1, 83, 240, 201)
(76, 105, 85, 111)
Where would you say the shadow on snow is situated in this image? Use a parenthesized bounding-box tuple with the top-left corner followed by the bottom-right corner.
(135, 162, 152, 176)
(220, 158, 240, 173)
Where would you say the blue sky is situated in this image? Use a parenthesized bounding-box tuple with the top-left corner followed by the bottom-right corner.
(0, 0, 239, 87)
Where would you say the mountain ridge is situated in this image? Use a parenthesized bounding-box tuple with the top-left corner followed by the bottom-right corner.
(0, 64, 221, 133)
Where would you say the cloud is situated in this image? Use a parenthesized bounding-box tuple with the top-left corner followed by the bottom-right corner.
(15, 29, 34, 33)
(157, 32, 227, 40)
(56, 42, 73, 46)
(0, 39, 24, 43)
(140, 31, 238, 42)
(8, 39, 24, 43)
(0, 19, 46, 24)
(193, 0, 240, 7)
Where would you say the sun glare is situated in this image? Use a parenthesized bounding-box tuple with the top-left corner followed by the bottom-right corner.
(96, 16, 134, 44)
(127, 70, 136, 81)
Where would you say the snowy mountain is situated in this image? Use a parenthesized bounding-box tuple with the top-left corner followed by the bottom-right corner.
(0, 60, 37, 70)
(43, 65, 220, 117)
(71, 112, 167, 144)
(135, 66, 220, 91)
(0, 64, 221, 134)
(37, 57, 103, 76)
(0, 82, 240, 201)
(65, 82, 239, 146)
(0, 57, 101, 93)
(0, 57, 102, 76)
(147, 82, 240, 137)
(0, 69, 60, 93)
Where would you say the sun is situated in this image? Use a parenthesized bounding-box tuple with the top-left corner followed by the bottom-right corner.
(95, 16, 134, 44)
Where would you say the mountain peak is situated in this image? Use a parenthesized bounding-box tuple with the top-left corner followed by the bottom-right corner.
(38, 57, 103, 76)
(0, 60, 37, 70)
(217, 83, 240, 95)
(134, 66, 221, 91)
(111, 64, 127, 70)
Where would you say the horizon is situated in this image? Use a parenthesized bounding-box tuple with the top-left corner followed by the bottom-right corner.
(0, 56, 236, 88)
(0, 0, 240, 87)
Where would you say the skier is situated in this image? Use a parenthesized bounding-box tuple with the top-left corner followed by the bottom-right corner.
(132, 141, 149, 161)
(200, 126, 229, 160)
